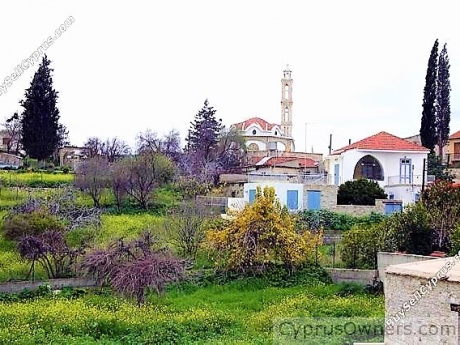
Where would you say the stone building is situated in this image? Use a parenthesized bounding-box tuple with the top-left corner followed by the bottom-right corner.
(385, 257, 460, 344)
(231, 65, 295, 152)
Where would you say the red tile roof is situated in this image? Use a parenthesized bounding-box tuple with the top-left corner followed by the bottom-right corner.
(257, 156, 317, 168)
(232, 117, 280, 131)
(333, 131, 429, 154)
(449, 130, 460, 140)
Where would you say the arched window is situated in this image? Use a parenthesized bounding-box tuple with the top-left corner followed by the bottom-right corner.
(252, 129, 256, 135)
(248, 143, 259, 151)
(284, 84, 289, 99)
(284, 107, 289, 122)
(353, 155, 384, 181)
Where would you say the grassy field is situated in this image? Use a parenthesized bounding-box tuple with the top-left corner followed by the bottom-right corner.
(0, 170, 74, 187)
(0, 281, 385, 344)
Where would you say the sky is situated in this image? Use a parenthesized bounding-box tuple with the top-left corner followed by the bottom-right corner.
(0, 1, 459, 156)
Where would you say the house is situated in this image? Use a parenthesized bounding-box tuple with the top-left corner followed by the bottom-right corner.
(58, 146, 89, 169)
(243, 181, 304, 212)
(448, 130, 460, 167)
(324, 131, 429, 205)
(0, 129, 11, 152)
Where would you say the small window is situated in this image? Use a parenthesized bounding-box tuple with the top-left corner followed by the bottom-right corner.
(252, 129, 256, 135)
(275, 131, 278, 135)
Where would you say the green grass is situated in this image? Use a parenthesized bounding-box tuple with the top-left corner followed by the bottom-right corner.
(0, 171, 74, 187)
(0, 281, 385, 344)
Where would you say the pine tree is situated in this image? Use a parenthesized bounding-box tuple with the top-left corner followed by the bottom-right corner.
(436, 43, 451, 158)
(20, 55, 63, 162)
(187, 99, 223, 161)
(420, 39, 439, 152)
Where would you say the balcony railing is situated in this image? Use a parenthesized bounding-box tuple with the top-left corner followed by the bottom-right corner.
(386, 175, 424, 186)
(451, 153, 460, 161)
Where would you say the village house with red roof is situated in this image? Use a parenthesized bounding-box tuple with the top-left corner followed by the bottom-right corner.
(447, 129, 460, 167)
(324, 131, 429, 204)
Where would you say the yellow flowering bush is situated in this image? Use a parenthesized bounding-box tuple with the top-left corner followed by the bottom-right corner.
(206, 186, 322, 271)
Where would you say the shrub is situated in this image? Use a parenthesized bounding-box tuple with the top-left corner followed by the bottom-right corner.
(337, 179, 387, 205)
(81, 232, 185, 305)
(3, 212, 65, 241)
(421, 179, 460, 250)
(206, 186, 322, 272)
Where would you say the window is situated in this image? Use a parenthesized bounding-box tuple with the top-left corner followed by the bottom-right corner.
(252, 129, 256, 135)
(284, 85, 289, 99)
(275, 131, 278, 135)
(284, 107, 289, 121)
(353, 155, 384, 181)
(247, 143, 259, 151)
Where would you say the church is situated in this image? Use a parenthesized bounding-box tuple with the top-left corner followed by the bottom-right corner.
(231, 66, 295, 153)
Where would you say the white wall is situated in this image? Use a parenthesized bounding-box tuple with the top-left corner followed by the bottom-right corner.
(340, 150, 427, 188)
(384, 185, 422, 205)
(243, 182, 304, 211)
(245, 139, 267, 151)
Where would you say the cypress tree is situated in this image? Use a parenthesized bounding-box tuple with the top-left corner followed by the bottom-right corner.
(420, 39, 439, 151)
(20, 55, 62, 162)
(436, 43, 451, 158)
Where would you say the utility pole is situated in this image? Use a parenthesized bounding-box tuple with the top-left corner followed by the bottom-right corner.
(421, 158, 426, 193)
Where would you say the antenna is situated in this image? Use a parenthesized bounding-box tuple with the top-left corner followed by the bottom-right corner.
(328, 134, 332, 155)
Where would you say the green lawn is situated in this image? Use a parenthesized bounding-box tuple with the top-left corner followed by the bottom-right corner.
(0, 281, 385, 344)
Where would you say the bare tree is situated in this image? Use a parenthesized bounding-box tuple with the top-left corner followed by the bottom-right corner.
(84, 137, 105, 158)
(3, 112, 22, 155)
(110, 160, 129, 212)
(103, 137, 130, 163)
(74, 156, 110, 207)
(136, 129, 181, 162)
(124, 152, 175, 209)
(166, 202, 206, 258)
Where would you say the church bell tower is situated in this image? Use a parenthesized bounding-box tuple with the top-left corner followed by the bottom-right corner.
(281, 65, 293, 140)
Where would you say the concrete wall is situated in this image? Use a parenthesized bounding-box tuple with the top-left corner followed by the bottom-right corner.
(326, 268, 378, 285)
(377, 252, 436, 286)
(0, 277, 96, 293)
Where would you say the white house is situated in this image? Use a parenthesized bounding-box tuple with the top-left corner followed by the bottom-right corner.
(243, 181, 304, 212)
(324, 131, 429, 205)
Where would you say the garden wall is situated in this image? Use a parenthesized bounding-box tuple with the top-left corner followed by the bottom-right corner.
(0, 277, 96, 294)
(326, 268, 378, 285)
(377, 252, 436, 285)
(330, 199, 386, 216)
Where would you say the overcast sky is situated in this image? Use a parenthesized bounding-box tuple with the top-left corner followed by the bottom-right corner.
(0, 1, 459, 155)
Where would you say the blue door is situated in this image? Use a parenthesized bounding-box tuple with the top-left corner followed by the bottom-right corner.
(307, 190, 321, 210)
(385, 203, 402, 215)
(399, 158, 412, 184)
(287, 190, 299, 210)
(249, 189, 256, 204)
(334, 164, 340, 186)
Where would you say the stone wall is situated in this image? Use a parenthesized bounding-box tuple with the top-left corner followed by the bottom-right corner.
(0, 152, 22, 167)
(330, 199, 386, 216)
(385, 271, 460, 344)
(0, 277, 96, 293)
(303, 184, 338, 210)
(326, 268, 378, 285)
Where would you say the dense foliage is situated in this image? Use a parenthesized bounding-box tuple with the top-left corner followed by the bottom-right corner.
(337, 179, 387, 205)
(206, 186, 322, 272)
(297, 209, 386, 231)
(20, 55, 67, 161)
(420, 39, 439, 151)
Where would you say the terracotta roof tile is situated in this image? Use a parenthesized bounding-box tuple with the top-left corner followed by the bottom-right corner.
(232, 117, 280, 131)
(258, 156, 317, 168)
(449, 130, 460, 140)
(333, 131, 429, 154)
